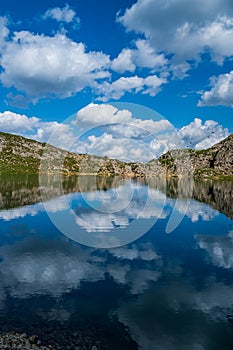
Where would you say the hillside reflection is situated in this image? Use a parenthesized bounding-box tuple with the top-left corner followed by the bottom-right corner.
(0, 174, 232, 220)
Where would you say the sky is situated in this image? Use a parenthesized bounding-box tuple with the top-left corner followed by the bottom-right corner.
(0, 0, 232, 161)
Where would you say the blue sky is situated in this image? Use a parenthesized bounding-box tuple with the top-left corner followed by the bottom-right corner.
(0, 0, 232, 161)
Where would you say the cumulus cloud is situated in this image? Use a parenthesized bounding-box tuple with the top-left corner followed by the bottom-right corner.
(43, 4, 79, 24)
(76, 103, 132, 128)
(0, 105, 229, 162)
(0, 16, 170, 102)
(74, 103, 174, 160)
(134, 40, 168, 70)
(75, 133, 153, 161)
(76, 103, 171, 132)
(0, 111, 75, 148)
(0, 240, 105, 297)
(0, 31, 110, 100)
(96, 75, 167, 101)
(178, 118, 229, 149)
(111, 40, 168, 73)
(0, 111, 39, 134)
(198, 71, 233, 107)
(119, 0, 233, 66)
(111, 49, 136, 73)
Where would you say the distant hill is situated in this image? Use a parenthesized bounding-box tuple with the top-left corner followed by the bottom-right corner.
(0, 131, 232, 178)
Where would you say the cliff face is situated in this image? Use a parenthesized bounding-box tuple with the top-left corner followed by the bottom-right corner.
(0, 131, 232, 177)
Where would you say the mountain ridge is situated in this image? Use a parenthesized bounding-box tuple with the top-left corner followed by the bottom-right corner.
(0, 131, 232, 178)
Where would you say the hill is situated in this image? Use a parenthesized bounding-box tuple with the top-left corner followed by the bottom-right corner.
(0, 131, 127, 175)
(0, 131, 232, 177)
(154, 133, 233, 178)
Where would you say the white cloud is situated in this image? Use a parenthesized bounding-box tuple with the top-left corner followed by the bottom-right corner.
(119, 0, 233, 66)
(0, 111, 75, 148)
(0, 106, 229, 162)
(76, 103, 132, 128)
(76, 133, 157, 161)
(178, 118, 229, 149)
(74, 103, 173, 160)
(0, 17, 170, 102)
(143, 75, 167, 96)
(76, 103, 171, 132)
(0, 111, 39, 133)
(0, 241, 105, 297)
(170, 62, 191, 79)
(0, 31, 110, 100)
(43, 4, 79, 24)
(0, 206, 39, 221)
(97, 76, 144, 101)
(111, 40, 168, 74)
(96, 75, 167, 101)
(0, 16, 9, 50)
(198, 71, 233, 107)
(111, 49, 136, 73)
(134, 40, 168, 70)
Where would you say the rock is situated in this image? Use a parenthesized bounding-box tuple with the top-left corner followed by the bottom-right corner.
(29, 335, 37, 343)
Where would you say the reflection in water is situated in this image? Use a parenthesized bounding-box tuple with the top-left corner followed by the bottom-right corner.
(0, 175, 232, 348)
(0, 174, 122, 210)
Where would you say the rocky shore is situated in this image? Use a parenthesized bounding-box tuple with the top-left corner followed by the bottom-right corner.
(0, 332, 54, 350)
(0, 331, 101, 350)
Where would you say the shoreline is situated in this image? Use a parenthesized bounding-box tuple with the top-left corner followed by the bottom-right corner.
(0, 171, 232, 180)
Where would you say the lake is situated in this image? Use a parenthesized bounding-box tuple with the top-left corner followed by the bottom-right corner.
(0, 174, 233, 349)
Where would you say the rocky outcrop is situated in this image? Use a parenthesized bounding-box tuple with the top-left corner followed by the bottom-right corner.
(154, 134, 233, 178)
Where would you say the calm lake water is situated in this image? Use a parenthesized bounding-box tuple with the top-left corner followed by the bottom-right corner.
(0, 174, 233, 349)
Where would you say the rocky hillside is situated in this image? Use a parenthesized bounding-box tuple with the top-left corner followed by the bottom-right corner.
(148, 133, 233, 178)
(0, 131, 128, 175)
(0, 131, 232, 177)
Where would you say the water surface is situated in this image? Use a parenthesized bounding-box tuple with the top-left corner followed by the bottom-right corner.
(0, 174, 232, 349)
